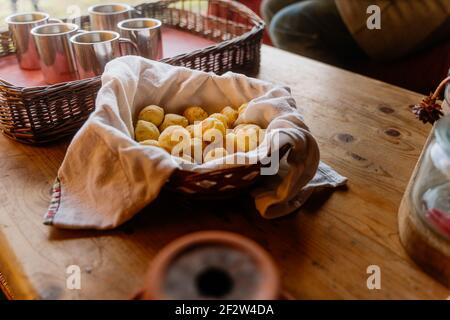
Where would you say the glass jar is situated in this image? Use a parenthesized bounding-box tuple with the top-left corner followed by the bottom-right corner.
(412, 115, 450, 240)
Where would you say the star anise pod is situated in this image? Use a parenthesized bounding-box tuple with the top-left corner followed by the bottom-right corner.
(412, 95, 443, 124)
(412, 76, 449, 125)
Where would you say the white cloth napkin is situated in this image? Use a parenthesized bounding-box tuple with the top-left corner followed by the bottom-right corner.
(44, 57, 347, 229)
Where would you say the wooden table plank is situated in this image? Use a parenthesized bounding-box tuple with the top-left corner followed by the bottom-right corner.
(0, 45, 449, 299)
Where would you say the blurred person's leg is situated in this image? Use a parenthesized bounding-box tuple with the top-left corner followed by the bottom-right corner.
(261, 0, 300, 24)
(335, 0, 450, 61)
(266, 0, 366, 66)
(413, 18, 450, 56)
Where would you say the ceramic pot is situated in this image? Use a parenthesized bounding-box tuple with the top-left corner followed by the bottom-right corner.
(133, 231, 280, 300)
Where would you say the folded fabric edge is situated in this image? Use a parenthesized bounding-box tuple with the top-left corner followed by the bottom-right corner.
(43, 178, 61, 226)
(315, 161, 348, 186)
(257, 161, 348, 219)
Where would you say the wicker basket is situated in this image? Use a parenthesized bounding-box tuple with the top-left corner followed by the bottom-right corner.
(165, 144, 291, 198)
(0, 0, 264, 144)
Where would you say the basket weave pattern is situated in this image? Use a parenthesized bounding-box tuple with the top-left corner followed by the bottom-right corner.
(0, 0, 264, 144)
(165, 144, 291, 197)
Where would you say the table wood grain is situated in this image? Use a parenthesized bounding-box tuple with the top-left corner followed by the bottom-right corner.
(0, 45, 449, 299)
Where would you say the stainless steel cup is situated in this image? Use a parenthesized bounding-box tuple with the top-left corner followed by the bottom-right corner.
(117, 18, 163, 60)
(70, 30, 137, 79)
(5, 12, 62, 70)
(88, 3, 133, 32)
(31, 23, 82, 84)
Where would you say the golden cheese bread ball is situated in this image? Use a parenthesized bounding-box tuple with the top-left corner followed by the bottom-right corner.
(139, 139, 161, 147)
(235, 124, 262, 152)
(158, 125, 190, 153)
(135, 101, 267, 159)
(183, 106, 208, 124)
(185, 124, 195, 138)
(233, 123, 260, 133)
(234, 124, 264, 141)
(236, 132, 259, 152)
(204, 147, 228, 162)
(203, 129, 225, 144)
(220, 106, 239, 127)
(174, 137, 205, 163)
(186, 124, 204, 139)
(200, 118, 226, 136)
(187, 137, 204, 163)
(209, 113, 229, 129)
(238, 103, 248, 114)
(159, 114, 189, 132)
(234, 124, 263, 152)
(190, 124, 205, 139)
(135, 120, 160, 142)
(138, 105, 165, 127)
(200, 118, 226, 143)
(225, 132, 238, 154)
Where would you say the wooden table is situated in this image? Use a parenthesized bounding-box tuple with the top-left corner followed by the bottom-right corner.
(0, 45, 449, 300)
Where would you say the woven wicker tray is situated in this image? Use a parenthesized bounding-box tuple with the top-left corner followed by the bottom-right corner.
(0, 0, 264, 144)
(0, 28, 216, 87)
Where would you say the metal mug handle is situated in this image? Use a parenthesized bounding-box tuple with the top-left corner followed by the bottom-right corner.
(119, 37, 139, 56)
(131, 6, 143, 17)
